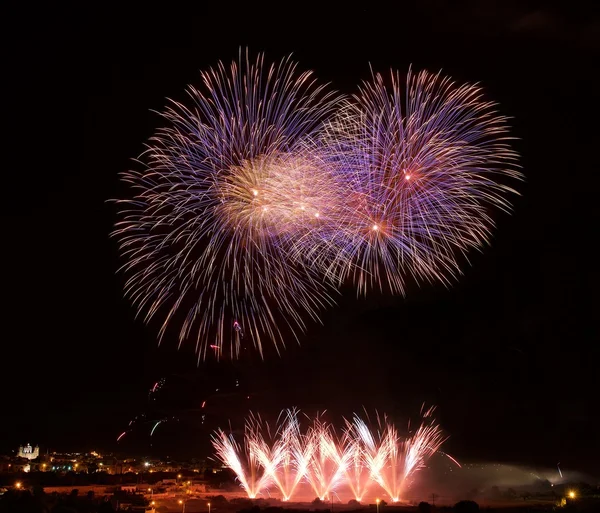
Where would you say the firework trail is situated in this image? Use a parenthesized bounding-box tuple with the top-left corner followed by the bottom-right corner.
(212, 408, 452, 502)
(148, 377, 166, 400)
(116, 413, 177, 442)
(114, 50, 341, 359)
(316, 68, 521, 294)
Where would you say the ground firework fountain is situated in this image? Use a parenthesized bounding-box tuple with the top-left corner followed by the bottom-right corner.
(212, 408, 452, 502)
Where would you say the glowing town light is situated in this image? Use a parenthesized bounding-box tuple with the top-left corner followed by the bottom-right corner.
(568, 490, 576, 499)
(15, 482, 22, 489)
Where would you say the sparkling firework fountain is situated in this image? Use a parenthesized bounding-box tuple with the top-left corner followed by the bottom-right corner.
(355, 407, 447, 502)
(340, 428, 371, 502)
(212, 408, 450, 502)
(267, 410, 314, 501)
(211, 414, 273, 498)
(303, 415, 348, 501)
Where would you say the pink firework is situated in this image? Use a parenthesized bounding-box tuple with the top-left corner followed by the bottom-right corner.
(304, 415, 348, 500)
(263, 409, 309, 501)
(341, 420, 373, 501)
(353, 407, 446, 502)
(211, 414, 273, 498)
(211, 407, 451, 502)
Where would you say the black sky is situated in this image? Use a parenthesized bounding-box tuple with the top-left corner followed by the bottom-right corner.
(2, 3, 599, 476)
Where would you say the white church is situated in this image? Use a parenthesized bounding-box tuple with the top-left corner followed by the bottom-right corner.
(18, 443, 39, 460)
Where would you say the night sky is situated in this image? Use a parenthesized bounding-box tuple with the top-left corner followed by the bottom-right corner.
(2, 3, 599, 477)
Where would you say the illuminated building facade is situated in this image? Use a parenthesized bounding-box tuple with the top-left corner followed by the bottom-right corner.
(18, 444, 39, 460)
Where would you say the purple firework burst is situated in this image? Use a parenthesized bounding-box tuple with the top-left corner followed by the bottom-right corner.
(313, 68, 522, 295)
(114, 50, 342, 359)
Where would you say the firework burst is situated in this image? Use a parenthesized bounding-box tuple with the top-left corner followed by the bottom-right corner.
(316, 68, 522, 294)
(114, 50, 341, 359)
(115, 53, 521, 359)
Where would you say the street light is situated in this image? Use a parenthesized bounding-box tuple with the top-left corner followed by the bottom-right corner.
(15, 482, 22, 489)
(179, 498, 186, 512)
(376, 498, 381, 513)
(208, 502, 211, 513)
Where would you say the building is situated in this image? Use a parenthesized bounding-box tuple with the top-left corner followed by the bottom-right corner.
(18, 444, 39, 460)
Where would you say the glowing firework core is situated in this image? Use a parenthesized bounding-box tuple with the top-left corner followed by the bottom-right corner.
(218, 153, 338, 238)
